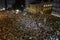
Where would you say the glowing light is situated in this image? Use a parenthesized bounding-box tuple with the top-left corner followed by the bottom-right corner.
(15, 9, 19, 14)
(2, 8, 5, 10)
(0, 8, 5, 11)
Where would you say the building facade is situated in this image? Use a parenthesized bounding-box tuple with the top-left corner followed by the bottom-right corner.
(52, 0, 60, 17)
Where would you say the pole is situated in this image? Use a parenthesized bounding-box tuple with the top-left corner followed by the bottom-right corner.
(5, 0, 7, 10)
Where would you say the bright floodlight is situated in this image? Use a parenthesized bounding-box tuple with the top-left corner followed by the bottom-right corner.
(1, 8, 5, 11)
(16, 9, 19, 14)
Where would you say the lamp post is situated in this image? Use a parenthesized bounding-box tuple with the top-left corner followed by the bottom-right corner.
(25, 0, 28, 7)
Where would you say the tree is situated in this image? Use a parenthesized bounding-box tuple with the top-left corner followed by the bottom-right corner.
(12, 0, 25, 11)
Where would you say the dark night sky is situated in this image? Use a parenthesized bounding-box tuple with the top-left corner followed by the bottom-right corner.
(0, 0, 35, 8)
(0, 0, 47, 8)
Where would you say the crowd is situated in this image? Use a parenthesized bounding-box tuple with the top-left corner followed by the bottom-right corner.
(0, 10, 60, 40)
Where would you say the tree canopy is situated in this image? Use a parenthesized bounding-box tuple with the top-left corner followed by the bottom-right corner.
(12, 0, 25, 11)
